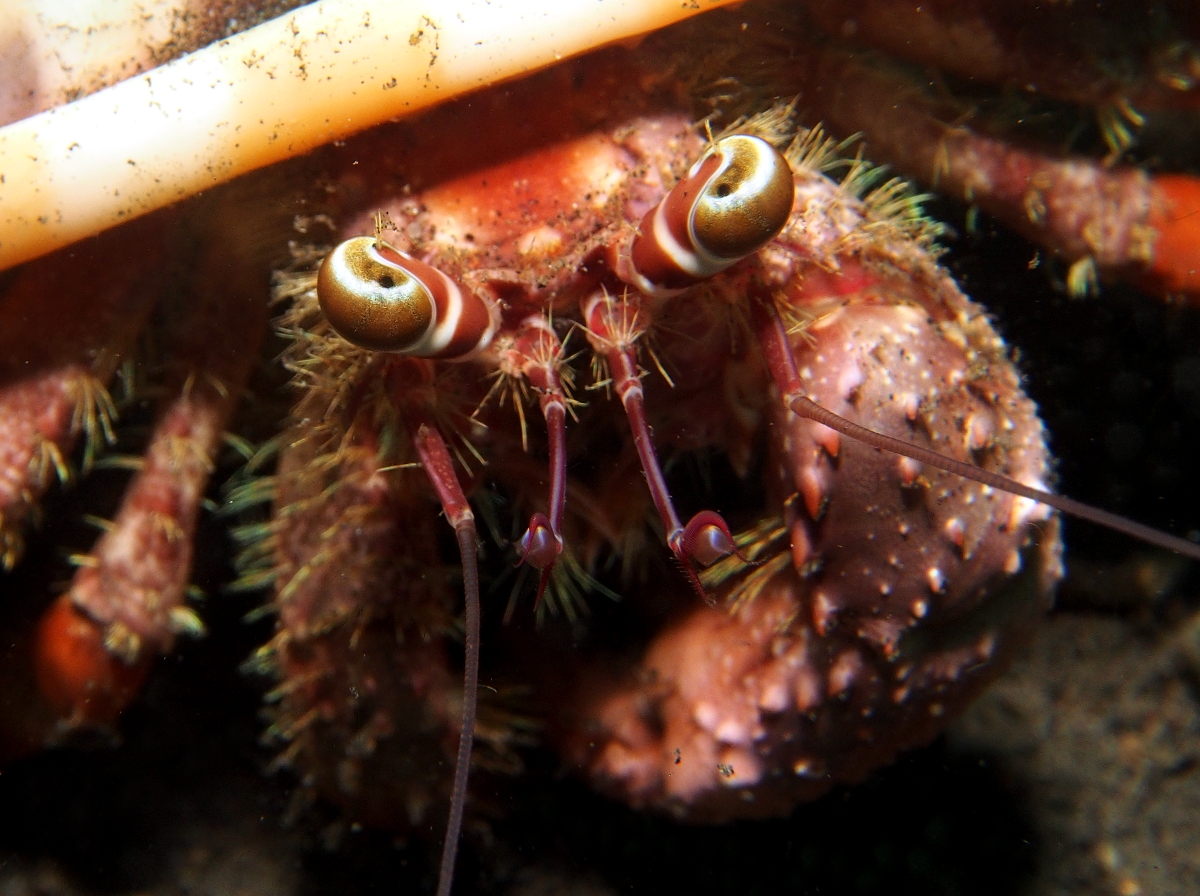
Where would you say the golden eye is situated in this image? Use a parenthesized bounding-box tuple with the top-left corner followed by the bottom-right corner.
(689, 135, 794, 260)
(317, 237, 435, 353)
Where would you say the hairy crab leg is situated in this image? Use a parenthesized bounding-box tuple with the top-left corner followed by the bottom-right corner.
(786, 41, 1200, 300)
(752, 295, 1200, 562)
(33, 201, 272, 733)
(800, 0, 1200, 114)
(504, 316, 570, 606)
(0, 215, 170, 571)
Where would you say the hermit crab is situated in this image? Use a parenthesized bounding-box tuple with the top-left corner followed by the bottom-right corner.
(0, 1, 1199, 895)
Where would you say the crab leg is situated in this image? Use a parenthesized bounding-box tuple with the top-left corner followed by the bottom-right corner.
(801, 0, 1200, 113)
(0, 215, 170, 571)
(588, 134, 797, 598)
(788, 42, 1200, 299)
(583, 290, 739, 602)
(34, 205, 271, 728)
(506, 316, 570, 605)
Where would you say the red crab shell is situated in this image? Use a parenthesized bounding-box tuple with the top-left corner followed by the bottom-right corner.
(259, 38, 1061, 830)
(2, 2, 1199, 893)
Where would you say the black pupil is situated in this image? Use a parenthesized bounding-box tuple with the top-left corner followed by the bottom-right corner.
(379, 275, 395, 289)
(713, 181, 733, 198)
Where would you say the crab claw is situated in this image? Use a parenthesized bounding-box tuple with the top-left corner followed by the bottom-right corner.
(669, 510, 745, 607)
(518, 512, 565, 607)
(519, 512, 564, 568)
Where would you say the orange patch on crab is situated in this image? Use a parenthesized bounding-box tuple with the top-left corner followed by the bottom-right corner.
(1145, 174, 1200, 297)
(420, 133, 634, 251)
(34, 596, 151, 727)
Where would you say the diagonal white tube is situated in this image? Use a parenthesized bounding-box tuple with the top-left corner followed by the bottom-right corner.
(0, 0, 739, 273)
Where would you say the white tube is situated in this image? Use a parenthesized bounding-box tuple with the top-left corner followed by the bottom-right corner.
(0, 0, 738, 272)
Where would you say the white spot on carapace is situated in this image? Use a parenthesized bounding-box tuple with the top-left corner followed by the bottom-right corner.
(879, 582, 892, 596)
(792, 758, 817, 777)
(794, 665, 823, 711)
(898, 456, 922, 485)
(965, 412, 994, 451)
(836, 359, 864, 400)
(758, 681, 788, 713)
(911, 598, 928, 619)
(598, 742, 659, 794)
(927, 566, 946, 594)
(976, 633, 997, 661)
(1004, 549, 1023, 575)
(896, 391, 920, 421)
(944, 517, 965, 547)
(811, 589, 838, 635)
(693, 701, 719, 732)
(1008, 480, 1054, 528)
(514, 224, 564, 256)
(715, 718, 751, 746)
(828, 650, 862, 696)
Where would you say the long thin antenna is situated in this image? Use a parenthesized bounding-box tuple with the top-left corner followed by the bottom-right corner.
(787, 393, 1200, 561)
(751, 296, 1200, 563)
(436, 525, 480, 896)
(408, 421, 481, 896)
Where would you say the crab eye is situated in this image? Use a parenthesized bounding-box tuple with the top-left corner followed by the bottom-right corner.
(317, 236, 495, 358)
(318, 237, 433, 353)
(689, 135, 795, 260)
(626, 134, 794, 296)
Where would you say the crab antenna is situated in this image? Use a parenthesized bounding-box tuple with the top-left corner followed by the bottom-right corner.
(583, 290, 741, 603)
(753, 298, 1200, 563)
(409, 420, 480, 896)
